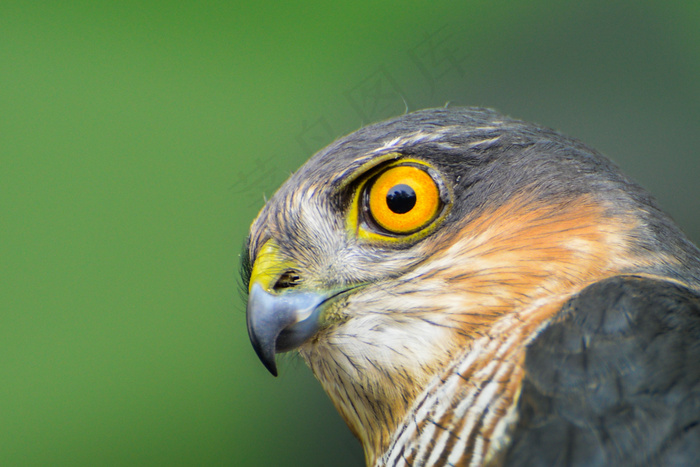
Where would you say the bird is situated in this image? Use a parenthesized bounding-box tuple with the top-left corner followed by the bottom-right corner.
(241, 107, 700, 466)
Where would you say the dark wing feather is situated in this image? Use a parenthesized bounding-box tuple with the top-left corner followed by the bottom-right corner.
(501, 276, 700, 466)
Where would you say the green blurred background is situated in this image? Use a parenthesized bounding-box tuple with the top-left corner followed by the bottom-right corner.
(2, 1, 698, 465)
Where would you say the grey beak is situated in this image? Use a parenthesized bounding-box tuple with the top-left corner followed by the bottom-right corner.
(246, 283, 326, 376)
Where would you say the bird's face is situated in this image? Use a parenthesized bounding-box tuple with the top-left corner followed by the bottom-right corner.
(242, 108, 658, 460)
(245, 151, 460, 374)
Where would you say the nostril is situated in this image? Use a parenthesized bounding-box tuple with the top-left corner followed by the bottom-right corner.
(273, 270, 302, 290)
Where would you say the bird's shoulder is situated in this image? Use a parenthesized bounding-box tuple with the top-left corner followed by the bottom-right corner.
(501, 275, 700, 466)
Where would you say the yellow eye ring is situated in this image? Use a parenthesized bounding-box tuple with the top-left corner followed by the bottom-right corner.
(367, 165, 440, 234)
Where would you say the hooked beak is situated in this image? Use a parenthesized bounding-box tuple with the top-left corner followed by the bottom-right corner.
(246, 283, 327, 376)
(245, 239, 333, 376)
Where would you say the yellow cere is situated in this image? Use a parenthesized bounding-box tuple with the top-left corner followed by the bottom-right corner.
(368, 165, 440, 234)
(249, 240, 295, 293)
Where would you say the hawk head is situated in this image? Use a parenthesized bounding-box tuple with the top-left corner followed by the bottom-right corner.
(242, 108, 699, 464)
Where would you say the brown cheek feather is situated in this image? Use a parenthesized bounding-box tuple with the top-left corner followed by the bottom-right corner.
(424, 194, 645, 339)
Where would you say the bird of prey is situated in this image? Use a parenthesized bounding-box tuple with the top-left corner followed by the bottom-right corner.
(242, 108, 700, 466)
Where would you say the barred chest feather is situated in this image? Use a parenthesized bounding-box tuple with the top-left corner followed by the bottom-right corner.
(375, 298, 565, 467)
(375, 326, 527, 466)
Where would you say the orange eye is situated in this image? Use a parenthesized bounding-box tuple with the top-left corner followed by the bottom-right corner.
(367, 165, 440, 234)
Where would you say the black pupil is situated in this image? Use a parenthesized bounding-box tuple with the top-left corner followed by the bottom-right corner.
(386, 184, 416, 214)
